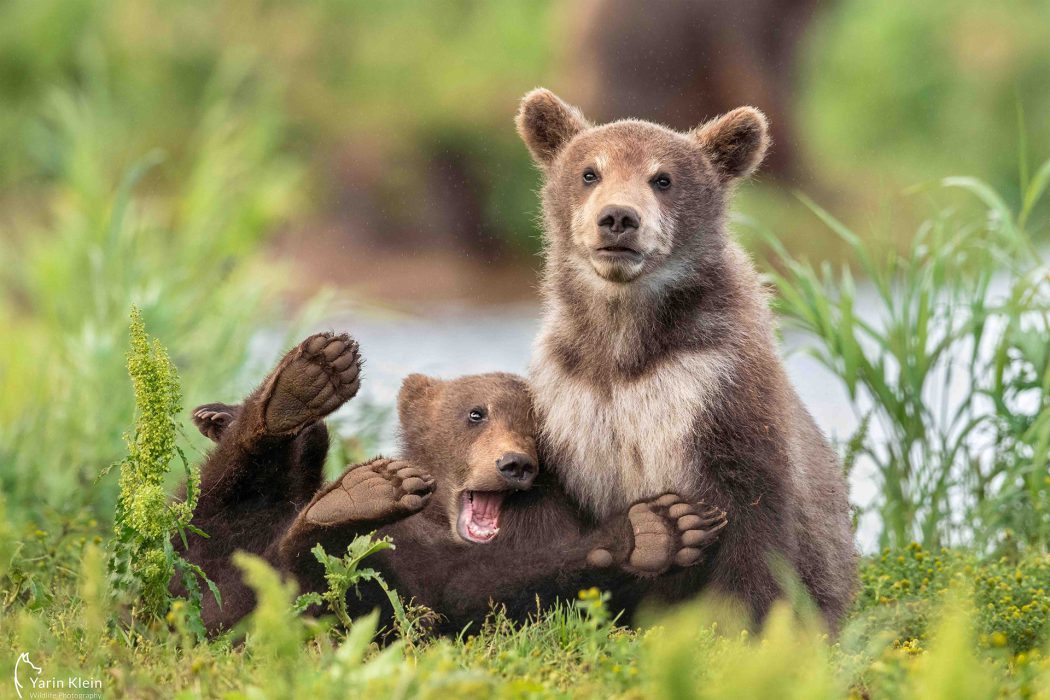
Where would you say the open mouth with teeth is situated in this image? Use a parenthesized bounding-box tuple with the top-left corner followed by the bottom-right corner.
(457, 490, 506, 543)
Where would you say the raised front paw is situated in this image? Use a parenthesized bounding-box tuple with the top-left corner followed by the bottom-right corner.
(303, 458, 435, 527)
(587, 493, 727, 576)
(192, 402, 241, 442)
(260, 332, 362, 435)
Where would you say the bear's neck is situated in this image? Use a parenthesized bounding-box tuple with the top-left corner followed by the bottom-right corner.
(529, 240, 771, 518)
(535, 239, 759, 383)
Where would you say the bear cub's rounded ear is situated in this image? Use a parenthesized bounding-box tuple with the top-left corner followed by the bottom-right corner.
(398, 374, 438, 423)
(692, 107, 770, 182)
(516, 88, 589, 167)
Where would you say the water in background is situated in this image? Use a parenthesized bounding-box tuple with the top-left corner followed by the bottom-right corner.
(321, 302, 883, 549)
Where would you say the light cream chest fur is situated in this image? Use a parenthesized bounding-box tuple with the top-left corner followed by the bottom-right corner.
(530, 337, 731, 518)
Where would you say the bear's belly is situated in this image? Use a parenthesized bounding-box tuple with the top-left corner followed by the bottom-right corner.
(530, 348, 731, 519)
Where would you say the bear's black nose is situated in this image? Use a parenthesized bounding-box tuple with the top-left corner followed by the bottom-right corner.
(597, 205, 640, 236)
(496, 452, 539, 489)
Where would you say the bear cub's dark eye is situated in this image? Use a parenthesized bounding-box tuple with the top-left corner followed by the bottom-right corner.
(652, 174, 672, 190)
(468, 407, 487, 423)
(582, 169, 599, 184)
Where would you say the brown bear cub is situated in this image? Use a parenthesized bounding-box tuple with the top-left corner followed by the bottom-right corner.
(173, 333, 367, 629)
(179, 332, 726, 635)
(516, 89, 857, 628)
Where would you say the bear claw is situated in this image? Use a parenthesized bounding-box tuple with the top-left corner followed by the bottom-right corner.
(191, 402, 241, 442)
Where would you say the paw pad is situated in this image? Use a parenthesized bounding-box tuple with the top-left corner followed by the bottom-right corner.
(305, 458, 435, 526)
(262, 332, 363, 435)
(618, 494, 727, 576)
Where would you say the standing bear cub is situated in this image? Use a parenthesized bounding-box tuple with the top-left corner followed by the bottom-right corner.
(517, 89, 858, 628)
(178, 332, 725, 635)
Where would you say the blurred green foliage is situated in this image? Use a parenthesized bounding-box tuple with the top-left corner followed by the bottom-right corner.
(1, 1, 1050, 696)
(802, 0, 1050, 207)
(0, 0, 557, 255)
(754, 169, 1050, 552)
(3, 507, 1050, 698)
(1, 0, 1048, 262)
(0, 65, 299, 521)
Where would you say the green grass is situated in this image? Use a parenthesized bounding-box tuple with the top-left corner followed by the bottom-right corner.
(2, 170, 1049, 697)
(0, 70, 318, 523)
(747, 166, 1050, 552)
(2, 508, 1049, 699)
(2, 5, 1049, 693)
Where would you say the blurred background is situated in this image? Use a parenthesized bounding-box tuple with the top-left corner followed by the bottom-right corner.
(1, 0, 1048, 549)
(3, 0, 1048, 303)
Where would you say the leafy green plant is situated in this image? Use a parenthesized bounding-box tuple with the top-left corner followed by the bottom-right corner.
(904, 593, 998, 700)
(234, 552, 311, 695)
(294, 534, 436, 643)
(752, 166, 1050, 550)
(293, 536, 394, 629)
(234, 552, 412, 698)
(646, 603, 843, 700)
(107, 307, 215, 635)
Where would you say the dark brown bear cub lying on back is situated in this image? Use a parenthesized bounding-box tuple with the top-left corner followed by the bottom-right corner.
(177, 332, 727, 635)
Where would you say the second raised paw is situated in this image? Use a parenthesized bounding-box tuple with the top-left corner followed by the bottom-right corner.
(192, 402, 241, 442)
(304, 458, 435, 527)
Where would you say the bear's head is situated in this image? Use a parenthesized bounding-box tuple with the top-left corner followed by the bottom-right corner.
(515, 88, 768, 288)
(397, 372, 538, 544)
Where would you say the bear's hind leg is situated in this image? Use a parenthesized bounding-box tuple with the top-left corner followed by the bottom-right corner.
(240, 331, 362, 441)
(292, 421, 330, 504)
(193, 401, 330, 506)
(191, 332, 362, 516)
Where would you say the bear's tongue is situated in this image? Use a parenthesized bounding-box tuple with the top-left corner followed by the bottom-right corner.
(459, 491, 505, 543)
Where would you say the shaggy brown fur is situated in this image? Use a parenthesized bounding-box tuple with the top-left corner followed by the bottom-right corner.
(179, 337, 726, 635)
(516, 89, 857, 628)
(172, 332, 362, 630)
(280, 372, 724, 634)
